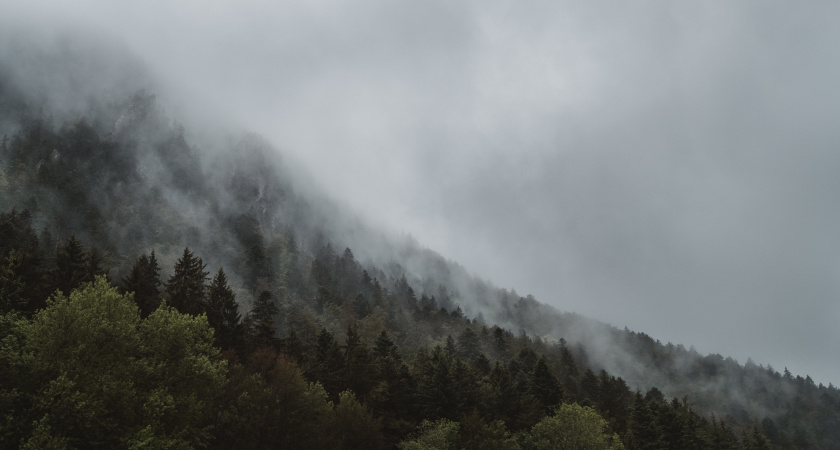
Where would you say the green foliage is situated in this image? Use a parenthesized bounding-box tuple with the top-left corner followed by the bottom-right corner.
(22, 277, 226, 448)
(165, 247, 209, 316)
(47, 235, 96, 298)
(331, 390, 384, 449)
(0, 75, 836, 448)
(399, 418, 460, 450)
(122, 251, 162, 317)
(459, 409, 521, 450)
(247, 290, 278, 349)
(0, 311, 35, 447)
(528, 403, 625, 450)
(205, 267, 241, 349)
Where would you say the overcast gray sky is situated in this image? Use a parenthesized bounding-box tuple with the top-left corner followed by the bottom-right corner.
(8, 0, 840, 385)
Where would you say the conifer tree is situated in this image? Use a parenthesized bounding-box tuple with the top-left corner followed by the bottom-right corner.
(49, 235, 92, 296)
(531, 356, 563, 412)
(344, 325, 373, 398)
(0, 250, 26, 313)
(206, 267, 241, 349)
(123, 251, 161, 317)
(165, 247, 208, 315)
(457, 328, 480, 362)
(248, 290, 278, 348)
(315, 328, 344, 396)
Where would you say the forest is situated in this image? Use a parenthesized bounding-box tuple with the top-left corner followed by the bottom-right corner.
(2, 42, 840, 449)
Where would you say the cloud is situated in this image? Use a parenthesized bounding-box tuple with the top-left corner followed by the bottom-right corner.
(5, 0, 840, 385)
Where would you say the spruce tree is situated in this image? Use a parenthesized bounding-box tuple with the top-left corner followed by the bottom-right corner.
(165, 247, 209, 315)
(49, 235, 92, 296)
(123, 251, 161, 317)
(206, 267, 241, 349)
(531, 356, 563, 412)
(248, 290, 278, 348)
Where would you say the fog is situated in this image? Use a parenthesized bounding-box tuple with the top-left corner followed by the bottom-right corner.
(6, 1, 840, 385)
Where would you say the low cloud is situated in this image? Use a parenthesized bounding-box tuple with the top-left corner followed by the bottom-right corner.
(5, 0, 840, 385)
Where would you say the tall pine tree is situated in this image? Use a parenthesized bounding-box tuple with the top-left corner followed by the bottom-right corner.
(49, 235, 93, 296)
(123, 251, 161, 317)
(206, 267, 241, 349)
(248, 290, 278, 348)
(165, 247, 209, 316)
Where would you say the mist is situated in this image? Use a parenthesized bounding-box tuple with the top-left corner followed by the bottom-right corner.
(5, 1, 840, 386)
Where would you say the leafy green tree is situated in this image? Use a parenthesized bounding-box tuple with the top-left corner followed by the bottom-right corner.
(528, 403, 625, 450)
(165, 247, 209, 315)
(22, 277, 227, 448)
(458, 409, 521, 450)
(330, 390, 384, 449)
(398, 419, 460, 450)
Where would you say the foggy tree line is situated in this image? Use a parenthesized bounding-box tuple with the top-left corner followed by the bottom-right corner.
(1, 207, 836, 448)
(1, 81, 840, 448)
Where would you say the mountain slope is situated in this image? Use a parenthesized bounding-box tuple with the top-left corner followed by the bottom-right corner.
(1, 33, 839, 449)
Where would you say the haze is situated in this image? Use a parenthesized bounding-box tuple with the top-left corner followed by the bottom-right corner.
(6, 1, 840, 386)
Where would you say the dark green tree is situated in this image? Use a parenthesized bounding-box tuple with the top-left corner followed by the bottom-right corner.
(0, 250, 27, 313)
(48, 235, 94, 297)
(314, 328, 344, 397)
(122, 251, 161, 317)
(205, 267, 241, 349)
(248, 290, 278, 348)
(457, 327, 480, 362)
(531, 356, 563, 412)
(343, 326, 374, 398)
(164, 247, 208, 315)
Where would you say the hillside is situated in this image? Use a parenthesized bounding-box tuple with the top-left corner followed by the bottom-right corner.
(1, 36, 839, 449)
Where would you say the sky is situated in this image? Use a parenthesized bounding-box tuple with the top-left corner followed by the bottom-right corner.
(5, 0, 840, 385)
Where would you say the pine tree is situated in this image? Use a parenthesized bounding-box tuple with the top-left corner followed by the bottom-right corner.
(165, 247, 208, 315)
(315, 328, 344, 396)
(49, 235, 92, 296)
(531, 356, 562, 412)
(457, 328, 480, 362)
(249, 290, 278, 348)
(343, 325, 373, 398)
(0, 250, 26, 313)
(123, 251, 161, 317)
(206, 267, 241, 349)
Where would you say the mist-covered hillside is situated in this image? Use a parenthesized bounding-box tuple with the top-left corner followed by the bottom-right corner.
(2, 33, 840, 449)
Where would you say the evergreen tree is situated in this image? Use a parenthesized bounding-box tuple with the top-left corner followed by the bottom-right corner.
(48, 235, 93, 296)
(531, 356, 563, 412)
(343, 325, 373, 399)
(122, 251, 161, 317)
(314, 328, 344, 396)
(628, 391, 663, 450)
(0, 250, 26, 313)
(248, 290, 278, 348)
(353, 292, 371, 318)
(206, 267, 241, 349)
(457, 327, 480, 362)
(165, 247, 208, 315)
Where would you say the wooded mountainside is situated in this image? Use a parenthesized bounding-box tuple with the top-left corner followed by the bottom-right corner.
(1, 41, 839, 449)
